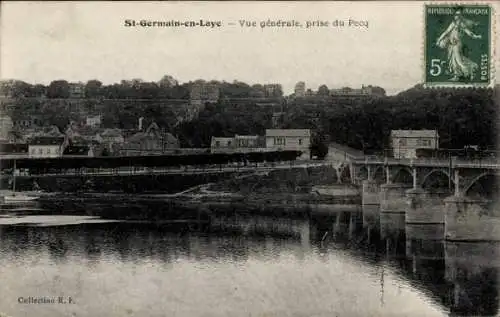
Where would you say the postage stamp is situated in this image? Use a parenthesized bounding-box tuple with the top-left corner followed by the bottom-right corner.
(424, 4, 492, 87)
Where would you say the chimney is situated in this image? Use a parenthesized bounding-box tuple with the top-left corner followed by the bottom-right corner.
(138, 117, 144, 131)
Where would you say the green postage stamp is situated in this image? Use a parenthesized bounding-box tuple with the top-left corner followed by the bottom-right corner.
(425, 4, 492, 87)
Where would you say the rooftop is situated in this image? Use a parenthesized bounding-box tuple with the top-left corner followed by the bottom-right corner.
(265, 129, 311, 138)
(101, 128, 123, 137)
(391, 130, 439, 138)
(63, 145, 90, 155)
(0, 143, 28, 154)
(29, 136, 65, 146)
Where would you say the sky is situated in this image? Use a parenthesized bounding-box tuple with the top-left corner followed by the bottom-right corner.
(1, 1, 499, 95)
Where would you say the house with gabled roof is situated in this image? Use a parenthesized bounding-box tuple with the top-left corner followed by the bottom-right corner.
(118, 122, 179, 156)
(391, 129, 439, 159)
(265, 129, 311, 160)
(28, 136, 68, 158)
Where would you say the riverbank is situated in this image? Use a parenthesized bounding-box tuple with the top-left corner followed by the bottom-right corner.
(36, 182, 360, 220)
(28, 165, 360, 220)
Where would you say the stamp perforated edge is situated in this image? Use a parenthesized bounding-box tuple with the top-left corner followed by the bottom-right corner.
(422, 2, 496, 89)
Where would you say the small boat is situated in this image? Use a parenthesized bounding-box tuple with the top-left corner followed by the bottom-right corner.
(3, 193, 40, 203)
(2, 160, 40, 203)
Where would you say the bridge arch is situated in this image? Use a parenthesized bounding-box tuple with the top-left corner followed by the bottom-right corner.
(356, 165, 384, 183)
(391, 167, 413, 184)
(464, 172, 498, 199)
(357, 166, 369, 181)
(372, 166, 385, 183)
(421, 169, 451, 185)
(340, 164, 351, 183)
(421, 169, 453, 194)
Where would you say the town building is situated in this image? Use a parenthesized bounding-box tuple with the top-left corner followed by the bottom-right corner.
(189, 82, 220, 106)
(391, 129, 439, 159)
(329, 85, 386, 97)
(28, 136, 68, 158)
(0, 115, 13, 141)
(305, 89, 316, 97)
(85, 115, 102, 128)
(24, 125, 65, 143)
(265, 129, 311, 160)
(0, 142, 29, 158)
(68, 82, 85, 99)
(210, 135, 266, 154)
(13, 117, 36, 129)
(99, 128, 125, 153)
(211, 137, 235, 153)
(294, 82, 306, 97)
(234, 135, 262, 149)
(272, 112, 285, 129)
(119, 122, 179, 156)
(63, 140, 104, 157)
(65, 124, 103, 145)
(263, 84, 283, 97)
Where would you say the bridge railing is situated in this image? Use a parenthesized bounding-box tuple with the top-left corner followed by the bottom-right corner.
(3, 159, 334, 177)
(354, 156, 500, 168)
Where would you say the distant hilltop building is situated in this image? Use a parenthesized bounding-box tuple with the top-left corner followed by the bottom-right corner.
(0, 80, 16, 98)
(329, 85, 385, 97)
(294, 82, 306, 97)
(263, 84, 283, 97)
(190, 82, 220, 106)
(292, 84, 385, 99)
(69, 82, 85, 99)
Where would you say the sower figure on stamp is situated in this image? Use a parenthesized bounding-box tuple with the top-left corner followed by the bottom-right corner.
(436, 10, 482, 81)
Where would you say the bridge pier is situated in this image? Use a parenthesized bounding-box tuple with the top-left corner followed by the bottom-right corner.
(444, 195, 500, 241)
(379, 183, 409, 238)
(405, 188, 445, 226)
(361, 180, 380, 228)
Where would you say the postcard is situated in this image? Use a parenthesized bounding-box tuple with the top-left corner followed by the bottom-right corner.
(0, 1, 499, 317)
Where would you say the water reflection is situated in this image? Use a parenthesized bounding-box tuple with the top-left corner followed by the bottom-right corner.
(0, 201, 498, 317)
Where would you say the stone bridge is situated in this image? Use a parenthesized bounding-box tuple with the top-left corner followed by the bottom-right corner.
(350, 157, 500, 199)
(326, 145, 500, 242)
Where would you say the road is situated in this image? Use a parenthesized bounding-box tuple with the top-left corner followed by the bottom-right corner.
(355, 157, 500, 169)
(7, 161, 333, 178)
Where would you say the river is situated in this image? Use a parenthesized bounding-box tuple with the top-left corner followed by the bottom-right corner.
(0, 200, 498, 317)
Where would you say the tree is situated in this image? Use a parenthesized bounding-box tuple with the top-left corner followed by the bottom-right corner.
(318, 85, 330, 96)
(158, 75, 178, 88)
(47, 80, 70, 98)
(309, 131, 329, 159)
(9, 80, 32, 98)
(31, 84, 47, 98)
(101, 147, 110, 156)
(85, 80, 103, 98)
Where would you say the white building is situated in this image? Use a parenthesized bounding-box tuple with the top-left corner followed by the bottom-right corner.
(391, 130, 439, 159)
(28, 136, 68, 158)
(265, 129, 311, 160)
(85, 115, 102, 128)
(294, 82, 306, 97)
(0, 115, 13, 141)
(210, 137, 235, 153)
(210, 135, 265, 154)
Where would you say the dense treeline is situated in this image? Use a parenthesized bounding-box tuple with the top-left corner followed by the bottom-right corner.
(0, 77, 283, 100)
(284, 85, 497, 152)
(173, 102, 274, 147)
(2, 77, 497, 152)
(175, 85, 497, 151)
